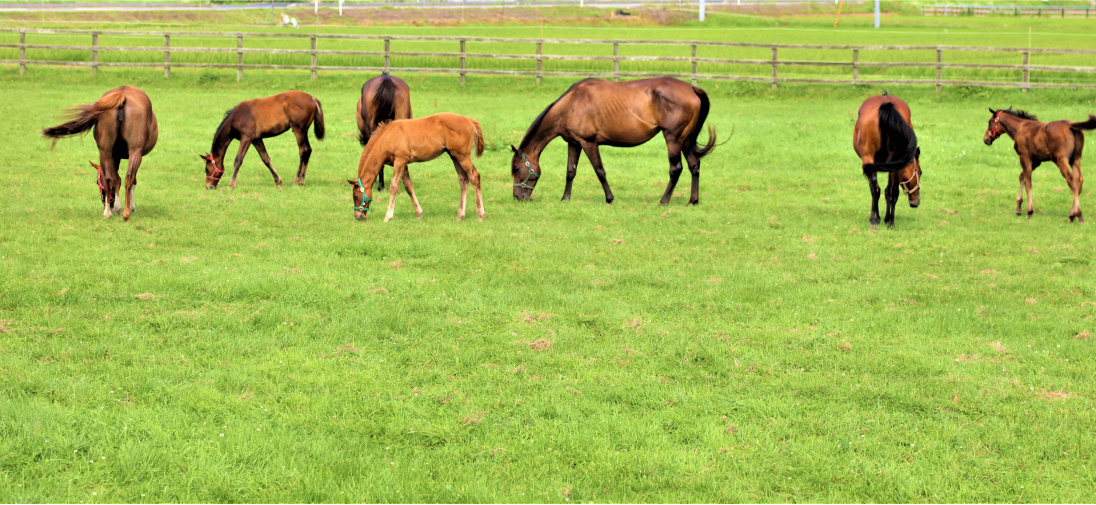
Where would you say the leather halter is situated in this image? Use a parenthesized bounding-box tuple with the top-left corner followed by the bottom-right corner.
(900, 170, 921, 196)
(513, 151, 540, 190)
(985, 110, 1006, 142)
(206, 158, 225, 185)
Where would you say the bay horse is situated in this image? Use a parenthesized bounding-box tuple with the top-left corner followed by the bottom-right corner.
(42, 86, 158, 221)
(348, 113, 485, 222)
(200, 90, 324, 189)
(510, 77, 716, 205)
(984, 107, 1096, 222)
(357, 74, 412, 191)
(853, 93, 922, 229)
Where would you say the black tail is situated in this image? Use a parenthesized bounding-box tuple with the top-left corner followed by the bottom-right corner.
(863, 102, 918, 173)
(687, 86, 717, 159)
(1070, 114, 1096, 131)
(359, 77, 397, 146)
(313, 98, 325, 141)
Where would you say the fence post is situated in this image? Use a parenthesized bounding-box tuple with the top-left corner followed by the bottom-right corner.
(936, 48, 942, 92)
(163, 34, 170, 78)
(771, 45, 778, 89)
(383, 37, 391, 75)
(92, 32, 99, 77)
(18, 30, 25, 75)
(613, 42, 619, 81)
(1022, 51, 1029, 93)
(236, 35, 243, 81)
(852, 48, 858, 83)
(691, 44, 697, 85)
(310, 36, 317, 80)
(459, 38, 466, 86)
(536, 41, 543, 86)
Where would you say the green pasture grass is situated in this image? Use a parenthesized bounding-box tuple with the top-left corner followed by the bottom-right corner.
(0, 65, 1094, 502)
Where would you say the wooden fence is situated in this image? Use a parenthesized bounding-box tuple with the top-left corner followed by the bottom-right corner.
(3, 28, 1096, 91)
(922, 4, 1096, 17)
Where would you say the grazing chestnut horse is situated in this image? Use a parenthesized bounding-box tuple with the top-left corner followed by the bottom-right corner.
(984, 107, 1095, 222)
(510, 77, 716, 205)
(200, 90, 324, 189)
(349, 113, 485, 222)
(42, 86, 158, 220)
(854, 94, 922, 229)
(357, 75, 412, 191)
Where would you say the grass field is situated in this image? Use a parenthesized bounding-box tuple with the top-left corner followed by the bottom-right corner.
(2, 9, 1096, 503)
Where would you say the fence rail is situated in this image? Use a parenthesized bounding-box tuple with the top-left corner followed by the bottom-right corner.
(3, 28, 1096, 91)
(922, 4, 1096, 17)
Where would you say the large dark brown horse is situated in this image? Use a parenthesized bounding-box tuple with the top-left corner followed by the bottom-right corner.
(510, 77, 716, 205)
(200, 90, 324, 189)
(357, 74, 412, 190)
(854, 94, 922, 229)
(42, 86, 158, 221)
(984, 107, 1095, 222)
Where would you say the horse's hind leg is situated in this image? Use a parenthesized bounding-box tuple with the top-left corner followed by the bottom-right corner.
(450, 155, 469, 221)
(291, 127, 311, 186)
(251, 138, 284, 187)
(122, 150, 143, 221)
(1072, 158, 1084, 223)
(659, 142, 685, 206)
(562, 142, 580, 201)
(884, 174, 900, 228)
(685, 149, 701, 205)
(1055, 157, 1083, 222)
(862, 162, 881, 229)
(229, 138, 252, 189)
(400, 168, 423, 218)
(458, 155, 485, 220)
(581, 142, 615, 204)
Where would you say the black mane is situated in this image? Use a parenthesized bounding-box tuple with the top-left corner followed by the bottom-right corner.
(517, 79, 594, 151)
(212, 106, 237, 150)
(1002, 108, 1037, 121)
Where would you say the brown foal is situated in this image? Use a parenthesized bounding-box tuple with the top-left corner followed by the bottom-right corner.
(356, 75, 412, 191)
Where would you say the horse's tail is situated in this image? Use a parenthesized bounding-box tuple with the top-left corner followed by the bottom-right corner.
(863, 102, 918, 173)
(312, 97, 325, 141)
(372, 76, 398, 125)
(1069, 114, 1096, 131)
(470, 118, 485, 158)
(687, 86, 717, 159)
(42, 88, 126, 141)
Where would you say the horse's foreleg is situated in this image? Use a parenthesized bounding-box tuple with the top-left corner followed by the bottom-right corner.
(400, 168, 423, 218)
(251, 138, 283, 187)
(659, 145, 685, 206)
(384, 161, 406, 223)
(122, 150, 143, 221)
(884, 174, 899, 228)
(581, 143, 614, 204)
(450, 156, 469, 221)
(1022, 160, 1036, 218)
(562, 142, 580, 201)
(864, 169, 881, 230)
(459, 156, 485, 221)
(229, 138, 252, 189)
(292, 127, 311, 186)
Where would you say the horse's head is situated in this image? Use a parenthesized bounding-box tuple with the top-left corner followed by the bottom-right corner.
(199, 153, 224, 189)
(89, 161, 107, 202)
(984, 108, 1007, 145)
(348, 179, 372, 221)
(510, 145, 541, 201)
(900, 148, 922, 208)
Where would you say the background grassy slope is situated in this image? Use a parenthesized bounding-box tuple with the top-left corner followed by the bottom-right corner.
(0, 66, 1093, 502)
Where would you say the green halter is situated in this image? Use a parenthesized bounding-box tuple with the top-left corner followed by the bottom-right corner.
(354, 178, 372, 212)
(513, 151, 540, 190)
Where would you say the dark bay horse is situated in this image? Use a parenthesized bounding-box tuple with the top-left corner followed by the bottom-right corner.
(42, 86, 158, 220)
(200, 90, 324, 189)
(984, 107, 1095, 222)
(510, 77, 716, 205)
(357, 74, 412, 190)
(349, 113, 485, 222)
(854, 94, 922, 229)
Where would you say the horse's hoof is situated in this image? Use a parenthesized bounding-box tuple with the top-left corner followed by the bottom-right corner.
(605, 198, 615, 205)
(1027, 211, 1034, 219)
(688, 199, 699, 206)
(294, 178, 304, 186)
(870, 223, 878, 230)
(123, 213, 131, 222)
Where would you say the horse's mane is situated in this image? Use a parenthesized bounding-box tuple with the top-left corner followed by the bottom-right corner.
(370, 120, 392, 141)
(1002, 108, 1037, 121)
(211, 106, 237, 149)
(517, 78, 593, 151)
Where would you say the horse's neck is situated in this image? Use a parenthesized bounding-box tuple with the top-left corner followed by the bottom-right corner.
(210, 129, 233, 161)
(523, 122, 559, 159)
(357, 145, 387, 184)
(1002, 115, 1036, 139)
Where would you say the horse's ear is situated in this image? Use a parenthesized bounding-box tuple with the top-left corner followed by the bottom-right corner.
(510, 145, 518, 154)
(88, 161, 100, 169)
(988, 108, 996, 114)
(347, 179, 358, 186)
(199, 153, 211, 161)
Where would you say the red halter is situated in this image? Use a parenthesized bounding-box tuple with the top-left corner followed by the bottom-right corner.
(986, 110, 1006, 141)
(206, 158, 225, 185)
